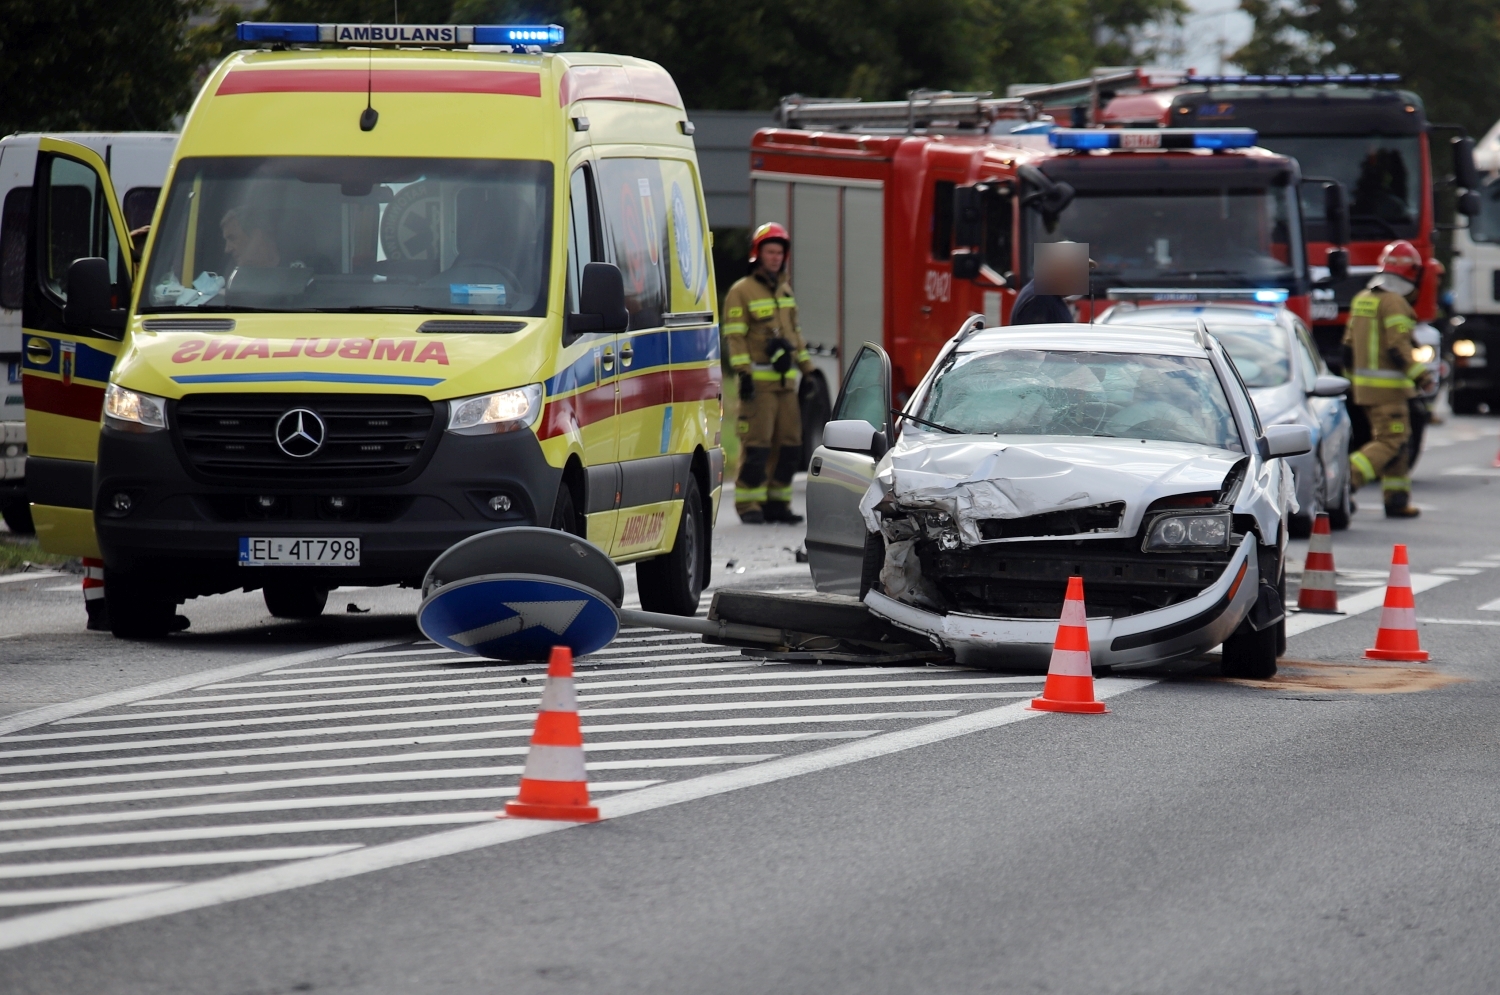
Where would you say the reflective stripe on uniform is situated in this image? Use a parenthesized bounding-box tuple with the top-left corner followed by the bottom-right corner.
(1388, 422, 1405, 434)
(1353, 368, 1415, 390)
(723, 322, 748, 335)
(1381, 476, 1411, 492)
(768, 485, 794, 502)
(1384, 314, 1415, 332)
(752, 369, 794, 381)
(776, 295, 796, 308)
(736, 486, 768, 502)
(748, 298, 776, 318)
(1351, 451, 1376, 481)
(729, 352, 751, 367)
(1405, 362, 1428, 380)
(795, 349, 811, 363)
(726, 306, 743, 318)
(1350, 296, 1380, 317)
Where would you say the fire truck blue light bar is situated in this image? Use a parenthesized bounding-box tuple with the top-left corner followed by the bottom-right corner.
(1185, 74, 1401, 86)
(235, 23, 565, 47)
(1048, 128, 1258, 150)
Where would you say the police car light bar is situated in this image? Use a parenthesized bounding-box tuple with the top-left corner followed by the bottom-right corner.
(1048, 128, 1257, 150)
(235, 23, 565, 47)
(1106, 288, 1290, 303)
(1185, 73, 1401, 86)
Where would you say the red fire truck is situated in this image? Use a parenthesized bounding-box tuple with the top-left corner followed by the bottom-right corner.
(1095, 73, 1481, 360)
(752, 92, 1335, 428)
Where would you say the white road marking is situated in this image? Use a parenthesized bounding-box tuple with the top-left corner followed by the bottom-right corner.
(338, 647, 473, 659)
(0, 680, 1150, 951)
(0, 756, 779, 813)
(1416, 617, 1500, 626)
(43, 585, 81, 592)
(1441, 466, 1500, 477)
(0, 729, 890, 776)
(1287, 573, 1453, 637)
(119, 677, 1036, 716)
(0, 884, 178, 907)
(0, 847, 363, 880)
(0, 571, 65, 586)
(0, 717, 952, 793)
(6, 707, 960, 746)
(203, 663, 963, 694)
(55, 691, 1032, 730)
(1458, 561, 1498, 569)
(1480, 597, 1500, 611)
(0, 781, 666, 833)
(1431, 567, 1482, 576)
(0, 640, 401, 738)
(261, 656, 744, 678)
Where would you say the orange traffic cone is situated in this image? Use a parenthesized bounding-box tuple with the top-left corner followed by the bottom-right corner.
(1296, 513, 1340, 613)
(503, 646, 600, 821)
(1030, 576, 1108, 714)
(1365, 544, 1429, 662)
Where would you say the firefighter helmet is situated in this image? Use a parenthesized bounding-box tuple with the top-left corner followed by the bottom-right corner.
(1377, 240, 1423, 284)
(749, 222, 790, 269)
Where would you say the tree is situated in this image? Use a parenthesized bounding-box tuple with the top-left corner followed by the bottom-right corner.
(0, 0, 220, 135)
(1233, 0, 1500, 137)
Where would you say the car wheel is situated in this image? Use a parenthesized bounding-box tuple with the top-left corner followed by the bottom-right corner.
(1450, 389, 1481, 415)
(1327, 462, 1353, 530)
(1221, 618, 1280, 679)
(263, 584, 329, 619)
(858, 530, 885, 599)
(0, 496, 33, 535)
(549, 481, 582, 537)
(637, 475, 706, 616)
(105, 567, 178, 639)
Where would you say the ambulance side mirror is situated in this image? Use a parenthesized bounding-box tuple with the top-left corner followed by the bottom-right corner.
(1453, 136, 1481, 193)
(64, 257, 126, 335)
(568, 262, 628, 338)
(1324, 248, 1350, 285)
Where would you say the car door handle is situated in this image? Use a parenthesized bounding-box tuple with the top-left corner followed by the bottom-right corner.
(619, 343, 634, 367)
(601, 345, 615, 373)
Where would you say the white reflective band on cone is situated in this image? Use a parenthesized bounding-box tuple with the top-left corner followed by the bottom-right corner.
(538, 680, 577, 713)
(520, 744, 588, 782)
(1047, 648, 1092, 677)
(1379, 606, 1418, 631)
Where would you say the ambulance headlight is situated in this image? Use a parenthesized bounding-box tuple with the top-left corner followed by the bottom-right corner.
(104, 384, 168, 432)
(446, 384, 543, 435)
(1411, 344, 1435, 364)
(1144, 512, 1230, 550)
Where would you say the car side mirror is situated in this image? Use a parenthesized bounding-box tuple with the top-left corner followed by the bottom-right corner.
(1324, 183, 1351, 247)
(1323, 248, 1350, 285)
(1262, 424, 1313, 458)
(822, 418, 887, 458)
(1458, 189, 1482, 218)
(567, 262, 629, 338)
(1310, 374, 1350, 397)
(951, 250, 981, 281)
(63, 257, 126, 334)
(1454, 135, 1481, 192)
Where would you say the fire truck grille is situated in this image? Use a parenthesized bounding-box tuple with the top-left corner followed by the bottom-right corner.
(173, 394, 438, 482)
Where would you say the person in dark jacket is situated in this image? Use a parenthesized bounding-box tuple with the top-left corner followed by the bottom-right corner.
(1009, 244, 1092, 324)
(1009, 278, 1074, 324)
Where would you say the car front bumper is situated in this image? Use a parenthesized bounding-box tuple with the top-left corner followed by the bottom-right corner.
(865, 533, 1260, 671)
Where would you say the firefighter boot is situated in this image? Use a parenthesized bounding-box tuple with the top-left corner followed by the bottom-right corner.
(1384, 487, 1420, 519)
(763, 502, 803, 525)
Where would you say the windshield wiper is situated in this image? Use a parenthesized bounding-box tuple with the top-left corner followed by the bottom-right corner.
(337, 305, 488, 315)
(893, 409, 963, 435)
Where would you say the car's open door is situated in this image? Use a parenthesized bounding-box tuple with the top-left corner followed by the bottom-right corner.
(21, 138, 134, 557)
(804, 342, 893, 594)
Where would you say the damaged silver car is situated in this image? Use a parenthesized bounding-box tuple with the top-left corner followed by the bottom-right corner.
(804, 319, 1313, 679)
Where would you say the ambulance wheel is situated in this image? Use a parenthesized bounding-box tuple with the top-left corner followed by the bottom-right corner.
(0, 496, 33, 535)
(105, 569, 177, 639)
(637, 475, 706, 616)
(550, 482, 582, 537)
(1220, 617, 1280, 680)
(263, 584, 328, 619)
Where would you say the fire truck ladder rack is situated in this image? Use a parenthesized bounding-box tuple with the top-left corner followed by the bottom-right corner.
(776, 90, 1033, 133)
(1006, 67, 1177, 104)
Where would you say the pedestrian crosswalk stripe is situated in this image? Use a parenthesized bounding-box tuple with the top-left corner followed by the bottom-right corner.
(0, 884, 180, 907)
(0, 847, 363, 879)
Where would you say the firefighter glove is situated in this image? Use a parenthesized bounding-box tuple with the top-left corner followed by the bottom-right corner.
(738, 371, 755, 401)
(769, 337, 795, 375)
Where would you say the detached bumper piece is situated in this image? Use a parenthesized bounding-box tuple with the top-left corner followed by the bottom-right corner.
(701, 590, 945, 663)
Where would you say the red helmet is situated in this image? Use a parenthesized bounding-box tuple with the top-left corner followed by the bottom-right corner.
(749, 222, 790, 269)
(1378, 240, 1423, 284)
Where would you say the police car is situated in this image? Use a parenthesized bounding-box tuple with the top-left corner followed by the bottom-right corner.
(19, 23, 722, 636)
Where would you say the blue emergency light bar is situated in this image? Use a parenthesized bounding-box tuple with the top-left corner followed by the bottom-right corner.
(1048, 128, 1258, 150)
(235, 22, 565, 47)
(1185, 73, 1401, 86)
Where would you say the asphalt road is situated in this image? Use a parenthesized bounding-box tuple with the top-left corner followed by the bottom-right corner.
(2, 416, 1500, 993)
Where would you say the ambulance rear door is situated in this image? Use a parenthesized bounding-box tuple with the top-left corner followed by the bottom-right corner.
(20, 139, 134, 556)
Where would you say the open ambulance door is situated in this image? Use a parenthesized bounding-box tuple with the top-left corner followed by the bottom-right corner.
(803, 343, 893, 595)
(21, 138, 134, 557)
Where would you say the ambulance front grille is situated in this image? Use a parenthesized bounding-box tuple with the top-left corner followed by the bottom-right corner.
(173, 394, 438, 482)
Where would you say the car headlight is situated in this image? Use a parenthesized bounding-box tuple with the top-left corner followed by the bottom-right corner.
(103, 384, 167, 432)
(1411, 344, 1435, 364)
(1144, 512, 1230, 551)
(1453, 339, 1479, 358)
(446, 383, 543, 435)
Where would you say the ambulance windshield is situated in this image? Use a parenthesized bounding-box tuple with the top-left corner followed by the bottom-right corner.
(140, 156, 553, 315)
(1029, 183, 1301, 291)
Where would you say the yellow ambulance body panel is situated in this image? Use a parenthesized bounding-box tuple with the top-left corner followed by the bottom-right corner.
(20, 39, 722, 623)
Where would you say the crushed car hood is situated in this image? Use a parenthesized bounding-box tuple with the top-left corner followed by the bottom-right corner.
(859, 436, 1244, 546)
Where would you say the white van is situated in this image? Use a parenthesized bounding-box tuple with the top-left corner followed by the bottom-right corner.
(0, 132, 177, 531)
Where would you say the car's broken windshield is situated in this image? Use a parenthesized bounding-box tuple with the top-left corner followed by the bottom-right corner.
(918, 349, 1243, 451)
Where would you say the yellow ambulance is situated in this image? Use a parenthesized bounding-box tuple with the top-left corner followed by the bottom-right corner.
(20, 22, 722, 637)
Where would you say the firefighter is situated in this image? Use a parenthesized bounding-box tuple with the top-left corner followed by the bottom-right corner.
(723, 222, 817, 524)
(1344, 239, 1432, 518)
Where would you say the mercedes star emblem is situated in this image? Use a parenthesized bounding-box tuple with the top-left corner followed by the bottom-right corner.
(274, 408, 326, 458)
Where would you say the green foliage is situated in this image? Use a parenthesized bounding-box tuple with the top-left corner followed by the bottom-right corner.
(0, 0, 220, 134)
(1233, 0, 1500, 136)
